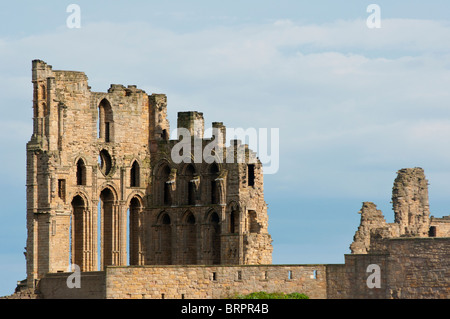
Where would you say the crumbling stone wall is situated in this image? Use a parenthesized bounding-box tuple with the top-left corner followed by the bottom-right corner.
(350, 202, 389, 254)
(350, 167, 440, 254)
(392, 168, 431, 237)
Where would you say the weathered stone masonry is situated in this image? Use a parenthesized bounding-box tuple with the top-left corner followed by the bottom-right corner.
(5, 61, 449, 299)
(24, 60, 272, 290)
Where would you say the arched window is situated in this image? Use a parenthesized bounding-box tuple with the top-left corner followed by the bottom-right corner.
(185, 164, 196, 205)
(210, 163, 219, 204)
(159, 165, 171, 206)
(210, 212, 221, 264)
(130, 161, 140, 187)
(71, 195, 85, 270)
(159, 213, 172, 264)
(162, 213, 171, 225)
(230, 210, 239, 234)
(99, 188, 117, 268)
(128, 197, 141, 265)
(70, 195, 94, 271)
(98, 99, 113, 142)
(183, 212, 197, 264)
(76, 159, 86, 186)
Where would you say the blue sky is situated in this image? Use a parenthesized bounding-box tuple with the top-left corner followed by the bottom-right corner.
(2, 1, 450, 296)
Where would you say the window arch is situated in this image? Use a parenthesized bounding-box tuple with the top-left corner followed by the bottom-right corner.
(130, 161, 140, 187)
(70, 194, 94, 271)
(185, 164, 196, 205)
(99, 187, 118, 268)
(161, 213, 171, 225)
(209, 212, 221, 264)
(128, 197, 142, 265)
(71, 195, 85, 270)
(210, 163, 219, 204)
(230, 209, 239, 234)
(158, 213, 172, 264)
(76, 158, 87, 186)
(182, 212, 197, 264)
(98, 99, 113, 142)
(157, 164, 172, 206)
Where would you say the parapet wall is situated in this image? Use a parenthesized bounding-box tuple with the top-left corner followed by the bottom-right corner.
(105, 264, 327, 299)
(38, 271, 106, 299)
(30, 238, 450, 299)
(386, 237, 450, 298)
(328, 237, 450, 299)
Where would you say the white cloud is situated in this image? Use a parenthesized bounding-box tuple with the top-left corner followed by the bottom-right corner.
(2, 17, 450, 201)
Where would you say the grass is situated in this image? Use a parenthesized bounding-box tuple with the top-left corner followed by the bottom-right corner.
(232, 291, 309, 299)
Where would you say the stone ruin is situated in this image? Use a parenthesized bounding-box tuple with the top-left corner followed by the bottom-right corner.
(3, 61, 449, 299)
(350, 167, 450, 254)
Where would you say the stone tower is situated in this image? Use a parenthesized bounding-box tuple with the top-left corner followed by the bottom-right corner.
(25, 60, 272, 288)
(350, 167, 441, 254)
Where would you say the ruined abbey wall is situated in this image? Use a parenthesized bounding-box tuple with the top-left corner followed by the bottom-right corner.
(8, 61, 448, 300)
(350, 167, 450, 255)
(32, 235, 449, 299)
(25, 60, 272, 290)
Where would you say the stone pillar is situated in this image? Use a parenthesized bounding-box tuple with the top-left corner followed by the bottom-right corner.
(392, 167, 431, 237)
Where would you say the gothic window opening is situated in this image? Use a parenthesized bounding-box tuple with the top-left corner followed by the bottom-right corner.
(128, 197, 141, 265)
(210, 163, 219, 204)
(164, 183, 171, 206)
(210, 212, 221, 265)
(159, 213, 172, 264)
(186, 164, 195, 205)
(98, 99, 113, 143)
(248, 164, 255, 187)
(159, 165, 172, 206)
(99, 188, 116, 268)
(183, 212, 197, 264)
(230, 210, 239, 234)
(130, 161, 140, 187)
(71, 195, 85, 271)
(162, 213, 171, 225)
(76, 159, 86, 185)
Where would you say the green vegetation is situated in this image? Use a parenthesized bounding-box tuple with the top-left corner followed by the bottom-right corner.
(232, 291, 309, 299)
